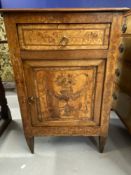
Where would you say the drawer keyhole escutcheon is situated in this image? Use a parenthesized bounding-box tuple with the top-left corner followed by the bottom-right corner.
(59, 36, 69, 46)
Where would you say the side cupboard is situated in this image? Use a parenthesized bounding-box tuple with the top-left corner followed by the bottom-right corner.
(1, 8, 131, 153)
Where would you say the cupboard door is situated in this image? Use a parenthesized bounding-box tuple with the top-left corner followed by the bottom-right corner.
(112, 11, 131, 134)
(24, 60, 105, 127)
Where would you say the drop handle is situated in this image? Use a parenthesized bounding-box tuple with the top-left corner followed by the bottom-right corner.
(59, 36, 69, 46)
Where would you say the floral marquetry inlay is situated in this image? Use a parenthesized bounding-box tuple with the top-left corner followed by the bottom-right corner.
(18, 23, 110, 50)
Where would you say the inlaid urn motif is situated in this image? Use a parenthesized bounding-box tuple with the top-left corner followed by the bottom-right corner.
(35, 68, 95, 121)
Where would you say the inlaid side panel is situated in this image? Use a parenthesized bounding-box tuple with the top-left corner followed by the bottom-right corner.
(24, 60, 105, 127)
(18, 24, 110, 50)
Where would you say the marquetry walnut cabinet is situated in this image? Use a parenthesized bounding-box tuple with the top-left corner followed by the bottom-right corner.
(1, 8, 131, 153)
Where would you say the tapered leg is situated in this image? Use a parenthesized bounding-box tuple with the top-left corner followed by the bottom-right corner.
(25, 136, 34, 153)
(99, 136, 107, 153)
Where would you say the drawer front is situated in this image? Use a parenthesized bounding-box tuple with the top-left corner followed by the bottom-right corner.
(18, 24, 110, 51)
(23, 59, 105, 127)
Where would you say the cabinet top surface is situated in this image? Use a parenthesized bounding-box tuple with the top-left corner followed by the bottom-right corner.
(0, 8, 130, 12)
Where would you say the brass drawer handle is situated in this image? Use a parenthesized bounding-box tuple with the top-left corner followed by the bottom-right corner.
(59, 36, 69, 46)
(112, 93, 117, 100)
(119, 44, 124, 53)
(115, 69, 120, 77)
(122, 23, 127, 33)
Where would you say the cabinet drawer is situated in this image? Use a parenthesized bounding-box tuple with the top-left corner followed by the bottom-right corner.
(18, 24, 110, 51)
(23, 59, 105, 127)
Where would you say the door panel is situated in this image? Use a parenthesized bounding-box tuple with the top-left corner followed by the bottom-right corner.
(24, 60, 105, 127)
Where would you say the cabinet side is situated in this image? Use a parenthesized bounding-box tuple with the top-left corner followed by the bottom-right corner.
(112, 11, 131, 134)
